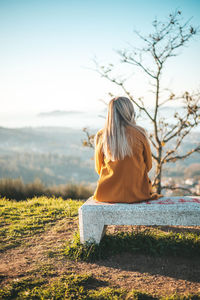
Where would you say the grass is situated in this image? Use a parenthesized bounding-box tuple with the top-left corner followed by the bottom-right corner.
(0, 272, 199, 299)
(0, 196, 83, 252)
(0, 273, 130, 299)
(64, 228, 200, 262)
(0, 196, 200, 299)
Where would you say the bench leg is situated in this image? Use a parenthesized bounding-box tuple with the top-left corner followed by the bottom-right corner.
(79, 212, 107, 244)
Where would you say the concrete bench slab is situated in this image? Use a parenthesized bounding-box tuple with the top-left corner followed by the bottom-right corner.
(78, 196, 200, 244)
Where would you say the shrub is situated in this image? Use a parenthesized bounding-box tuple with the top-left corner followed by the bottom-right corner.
(0, 177, 93, 201)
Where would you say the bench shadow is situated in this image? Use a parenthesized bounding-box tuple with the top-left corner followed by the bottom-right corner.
(96, 251, 200, 283)
(150, 225, 200, 234)
(108, 224, 200, 235)
(94, 225, 200, 283)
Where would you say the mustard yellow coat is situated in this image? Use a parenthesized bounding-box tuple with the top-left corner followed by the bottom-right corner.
(93, 126, 160, 203)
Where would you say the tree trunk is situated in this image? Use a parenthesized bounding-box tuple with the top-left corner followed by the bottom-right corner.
(155, 163, 162, 194)
(154, 146, 162, 194)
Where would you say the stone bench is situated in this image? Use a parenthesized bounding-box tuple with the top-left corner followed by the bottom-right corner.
(78, 196, 200, 244)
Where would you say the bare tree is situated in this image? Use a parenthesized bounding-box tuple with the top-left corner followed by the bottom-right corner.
(83, 11, 200, 194)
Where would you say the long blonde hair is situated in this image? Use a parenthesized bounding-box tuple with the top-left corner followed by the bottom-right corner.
(102, 96, 147, 161)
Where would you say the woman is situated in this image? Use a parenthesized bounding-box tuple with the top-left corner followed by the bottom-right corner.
(93, 96, 161, 203)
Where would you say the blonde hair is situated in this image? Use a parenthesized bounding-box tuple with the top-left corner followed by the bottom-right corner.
(101, 96, 147, 161)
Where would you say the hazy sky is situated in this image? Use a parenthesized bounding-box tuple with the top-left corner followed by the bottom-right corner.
(0, 0, 200, 113)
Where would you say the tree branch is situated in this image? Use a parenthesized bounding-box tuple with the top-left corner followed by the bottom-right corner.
(82, 128, 95, 149)
(93, 59, 154, 122)
(166, 145, 200, 162)
(117, 50, 157, 79)
(161, 185, 196, 195)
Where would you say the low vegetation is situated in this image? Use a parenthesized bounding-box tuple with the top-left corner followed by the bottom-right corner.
(0, 196, 83, 252)
(0, 178, 93, 201)
(64, 228, 200, 262)
(0, 273, 126, 300)
(1, 272, 200, 299)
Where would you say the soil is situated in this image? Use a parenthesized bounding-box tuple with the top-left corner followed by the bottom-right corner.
(0, 218, 200, 298)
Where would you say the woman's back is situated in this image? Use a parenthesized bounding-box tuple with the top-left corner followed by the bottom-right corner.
(93, 125, 158, 203)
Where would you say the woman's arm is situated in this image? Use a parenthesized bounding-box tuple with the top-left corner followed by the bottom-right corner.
(94, 131, 104, 175)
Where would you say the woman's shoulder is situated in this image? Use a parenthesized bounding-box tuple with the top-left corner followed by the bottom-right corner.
(96, 128, 104, 135)
(95, 128, 104, 144)
(126, 125, 147, 141)
(96, 128, 104, 139)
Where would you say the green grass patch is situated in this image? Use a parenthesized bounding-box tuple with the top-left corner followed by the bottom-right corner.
(0, 273, 111, 300)
(63, 228, 200, 262)
(0, 196, 83, 252)
(0, 276, 47, 300)
(0, 273, 199, 299)
(162, 296, 200, 300)
(26, 263, 58, 278)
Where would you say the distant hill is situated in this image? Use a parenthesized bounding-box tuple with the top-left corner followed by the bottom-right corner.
(38, 110, 83, 117)
(0, 126, 199, 186)
(0, 126, 97, 185)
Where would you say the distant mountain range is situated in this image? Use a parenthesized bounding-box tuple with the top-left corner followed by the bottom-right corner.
(37, 106, 184, 118)
(38, 110, 83, 117)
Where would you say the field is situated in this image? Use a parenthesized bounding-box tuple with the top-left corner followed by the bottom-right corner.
(0, 196, 200, 299)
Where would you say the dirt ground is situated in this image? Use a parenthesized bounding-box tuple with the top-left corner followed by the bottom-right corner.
(0, 218, 200, 298)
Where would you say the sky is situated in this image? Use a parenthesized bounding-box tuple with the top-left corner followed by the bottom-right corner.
(0, 0, 200, 114)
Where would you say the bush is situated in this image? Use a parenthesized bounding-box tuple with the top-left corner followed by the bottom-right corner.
(48, 182, 93, 200)
(0, 177, 93, 201)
